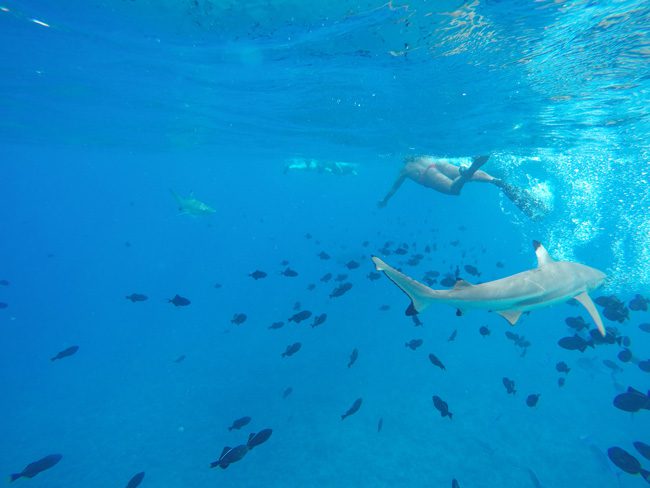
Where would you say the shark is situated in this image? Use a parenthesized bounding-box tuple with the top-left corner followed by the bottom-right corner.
(372, 241, 607, 336)
(170, 190, 215, 216)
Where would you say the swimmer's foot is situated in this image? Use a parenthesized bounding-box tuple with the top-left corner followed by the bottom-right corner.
(459, 155, 490, 179)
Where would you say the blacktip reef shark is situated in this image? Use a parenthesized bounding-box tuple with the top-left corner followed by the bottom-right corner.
(170, 189, 215, 216)
(372, 241, 607, 336)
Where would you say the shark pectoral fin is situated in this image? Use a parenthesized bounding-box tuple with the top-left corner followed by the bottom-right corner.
(372, 256, 436, 313)
(574, 291, 605, 337)
(533, 240, 555, 267)
(496, 309, 523, 325)
(453, 279, 473, 290)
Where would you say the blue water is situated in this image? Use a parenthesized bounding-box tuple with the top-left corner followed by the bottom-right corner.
(1, 0, 649, 486)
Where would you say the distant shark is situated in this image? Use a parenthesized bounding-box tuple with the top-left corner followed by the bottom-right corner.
(170, 190, 215, 216)
(372, 241, 607, 336)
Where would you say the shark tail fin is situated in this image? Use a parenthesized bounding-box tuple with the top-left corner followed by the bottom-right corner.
(574, 291, 606, 337)
(371, 256, 438, 313)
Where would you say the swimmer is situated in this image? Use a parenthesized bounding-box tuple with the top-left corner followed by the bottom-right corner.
(377, 155, 548, 220)
(284, 158, 359, 175)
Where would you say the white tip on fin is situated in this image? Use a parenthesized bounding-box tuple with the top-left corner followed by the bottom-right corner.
(533, 240, 554, 267)
(574, 291, 605, 337)
(371, 256, 437, 313)
(496, 309, 523, 325)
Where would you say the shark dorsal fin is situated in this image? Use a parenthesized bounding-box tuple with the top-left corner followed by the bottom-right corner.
(533, 240, 554, 267)
(574, 292, 605, 337)
(453, 279, 473, 290)
(496, 309, 523, 325)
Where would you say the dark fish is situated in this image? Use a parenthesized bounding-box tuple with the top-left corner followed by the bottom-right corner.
(293, 301, 301, 311)
(51, 345, 79, 361)
(377, 418, 383, 432)
(312, 313, 327, 328)
(405, 339, 423, 350)
(281, 267, 298, 277)
(558, 377, 566, 387)
(288, 310, 312, 323)
(282, 387, 293, 398)
(348, 348, 359, 368)
(452, 479, 461, 488)
(379, 304, 390, 311)
(440, 275, 456, 287)
(126, 471, 145, 488)
(249, 270, 267, 280)
(448, 329, 457, 342)
(618, 349, 633, 362)
(565, 316, 588, 331)
(125, 293, 148, 302)
(639, 360, 650, 373)
(367, 272, 381, 281)
(320, 273, 333, 282)
(602, 359, 623, 373)
(607, 446, 644, 474)
(556, 361, 570, 374)
(496, 261, 504, 268)
(428, 353, 446, 371)
(335, 273, 348, 282)
(247, 428, 272, 449)
(282, 342, 301, 357)
(558, 334, 593, 352)
(268, 321, 284, 330)
(395, 247, 408, 255)
(629, 294, 648, 311)
(526, 394, 540, 407)
(341, 398, 363, 420)
(173, 354, 186, 363)
(280, 260, 289, 266)
(307, 283, 316, 291)
(640, 323, 650, 333)
(330, 282, 353, 298)
(10, 454, 62, 482)
(231, 313, 247, 325)
(503, 377, 516, 394)
(214, 283, 222, 289)
(346, 260, 360, 270)
(464, 265, 480, 277)
(479, 326, 490, 337)
(318, 251, 331, 260)
(210, 444, 248, 469)
(450, 240, 460, 247)
(0, 301, 7, 309)
(305, 233, 312, 239)
(0, 279, 9, 286)
(432, 395, 453, 419)
(613, 387, 650, 412)
(168, 294, 191, 307)
(228, 416, 251, 431)
(634, 441, 650, 461)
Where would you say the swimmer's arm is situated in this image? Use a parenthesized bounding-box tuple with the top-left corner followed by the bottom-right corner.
(378, 172, 407, 208)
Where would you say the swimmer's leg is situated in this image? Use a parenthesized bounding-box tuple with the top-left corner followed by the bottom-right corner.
(493, 179, 548, 221)
(449, 155, 490, 194)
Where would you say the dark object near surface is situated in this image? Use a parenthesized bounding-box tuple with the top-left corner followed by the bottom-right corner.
(341, 398, 363, 420)
(51, 345, 79, 361)
(168, 294, 190, 307)
(10, 454, 62, 482)
(126, 471, 145, 488)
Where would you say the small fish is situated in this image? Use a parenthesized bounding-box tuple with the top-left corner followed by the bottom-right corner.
(447, 329, 457, 342)
(638, 360, 650, 372)
(280, 260, 289, 266)
(496, 261, 504, 268)
(348, 348, 359, 368)
(231, 313, 247, 325)
(10, 454, 62, 482)
(307, 283, 316, 291)
(440, 275, 456, 287)
(613, 387, 650, 412)
(405, 339, 423, 350)
(602, 359, 623, 373)
(0, 279, 9, 286)
(281, 267, 298, 277)
(556, 361, 571, 374)
(249, 270, 267, 280)
(341, 398, 363, 420)
(125, 293, 148, 302)
(526, 394, 540, 407)
(282, 342, 302, 357)
(464, 264, 481, 277)
(502, 377, 516, 394)
(214, 283, 223, 289)
(607, 446, 645, 475)
(228, 416, 251, 431)
(379, 304, 390, 311)
(320, 273, 333, 282)
(51, 345, 79, 361)
(268, 321, 284, 330)
(282, 387, 293, 398)
(126, 471, 145, 488)
(311, 313, 327, 328)
(335, 273, 348, 282)
(565, 316, 588, 331)
(346, 260, 360, 270)
(558, 377, 566, 387)
(432, 395, 453, 419)
(479, 326, 490, 337)
(247, 428, 272, 449)
(395, 247, 408, 255)
(168, 294, 191, 307)
(288, 310, 312, 323)
(173, 354, 186, 363)
(377, 417, 383, 433)
(305, 233, 312, 239)
(618, 349, 633, 362)
(558, 334, 593, 352)
(318, 251, 331, 260)
(428, 353, 446, 371)
(639, 323, 650, 333)
(330, 282, 353, 298)
(293, 301, 301, 311)
(209, 444, 248, 469)
(633, 441, 650, 461)
(367, 272, 381, 281)
(629, 294, 648, 311)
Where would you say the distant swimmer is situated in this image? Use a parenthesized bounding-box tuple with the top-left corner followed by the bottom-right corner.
(284, 158, 359, 175)
(377, 155, 549, 220)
